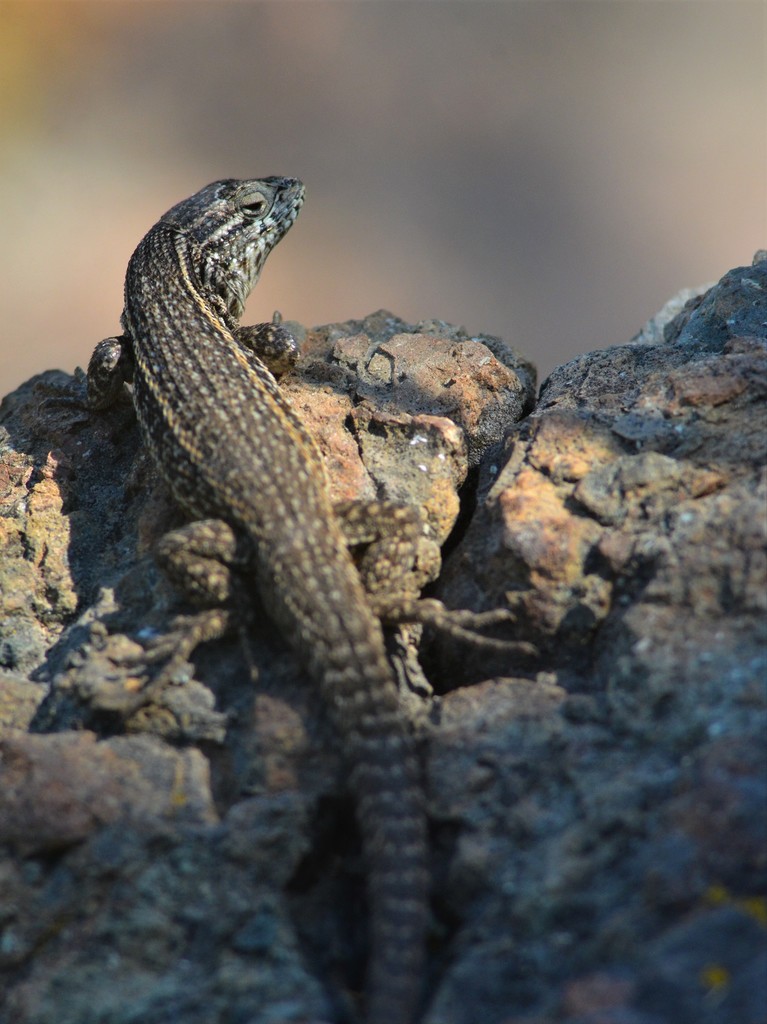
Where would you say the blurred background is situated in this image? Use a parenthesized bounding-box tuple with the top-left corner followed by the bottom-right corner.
(0, 1, 764, 396)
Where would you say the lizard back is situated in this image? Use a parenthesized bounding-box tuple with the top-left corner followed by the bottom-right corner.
(121, 178, 429, 1024)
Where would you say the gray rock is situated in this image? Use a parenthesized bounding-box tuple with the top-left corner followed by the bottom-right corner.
(1, 273, 764, 1024)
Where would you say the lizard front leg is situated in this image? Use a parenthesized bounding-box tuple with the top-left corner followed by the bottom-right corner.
(35, 334, 135, 417)
(234, 312, 301, 379)
(87, 334, 135, 409)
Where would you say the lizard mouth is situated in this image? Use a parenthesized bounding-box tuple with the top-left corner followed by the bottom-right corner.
(271, 178, 305, 235)
(221, 179, 306, 319)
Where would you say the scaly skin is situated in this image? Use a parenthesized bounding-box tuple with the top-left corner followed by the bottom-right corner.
(90, 178, 428, 1024)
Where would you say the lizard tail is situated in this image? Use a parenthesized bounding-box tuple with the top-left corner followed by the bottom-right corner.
(319, 650, 429, 1024)
(284, 532, 430, 1023)
(354, 712, 429, 1024)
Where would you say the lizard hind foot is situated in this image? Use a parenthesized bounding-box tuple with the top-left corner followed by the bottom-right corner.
(375, 596, 538, 657)
(124, 607, 236, 716)
(112, 518, 250, 717)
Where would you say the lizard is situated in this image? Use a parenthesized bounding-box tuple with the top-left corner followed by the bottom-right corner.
(82, 176, 532, 1021)
(84, 176, 430, 1024)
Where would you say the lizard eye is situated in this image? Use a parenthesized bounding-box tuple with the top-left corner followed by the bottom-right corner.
(238, 190, 268, 218)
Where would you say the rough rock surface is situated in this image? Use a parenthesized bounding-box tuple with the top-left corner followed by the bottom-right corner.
(0, 269, 765, 1024)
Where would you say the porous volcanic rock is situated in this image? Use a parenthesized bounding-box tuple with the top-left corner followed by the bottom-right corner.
(1, 265, 765, 1024)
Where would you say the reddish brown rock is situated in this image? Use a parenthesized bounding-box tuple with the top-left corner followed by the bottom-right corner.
(0, 731, 217, 854)
(0, 261, 765, 1024)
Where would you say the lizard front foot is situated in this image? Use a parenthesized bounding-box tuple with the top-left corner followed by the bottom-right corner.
(235, 319, 301, 378)
(35, 335, 135, 422)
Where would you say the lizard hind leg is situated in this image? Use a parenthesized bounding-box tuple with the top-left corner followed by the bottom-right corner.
(334, 499, 441, 604)
(155, 518, 248, 608)
(121, 519, 249, 717)
(335, 499, 537, 657)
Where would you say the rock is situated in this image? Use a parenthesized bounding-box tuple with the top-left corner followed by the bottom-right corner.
(631, 283, 713, 346)
(0, 731, 217, 855)
(435, 257, 766, 676)
(1, 264, 765, 1024)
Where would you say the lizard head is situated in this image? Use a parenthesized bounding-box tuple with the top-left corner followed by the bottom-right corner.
(159, 177, 305, 319)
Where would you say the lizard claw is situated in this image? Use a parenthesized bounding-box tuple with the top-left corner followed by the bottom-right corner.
(118, 608, 235, 715)
(34, 370, 91, 422)
(375, 596, 538, 657)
